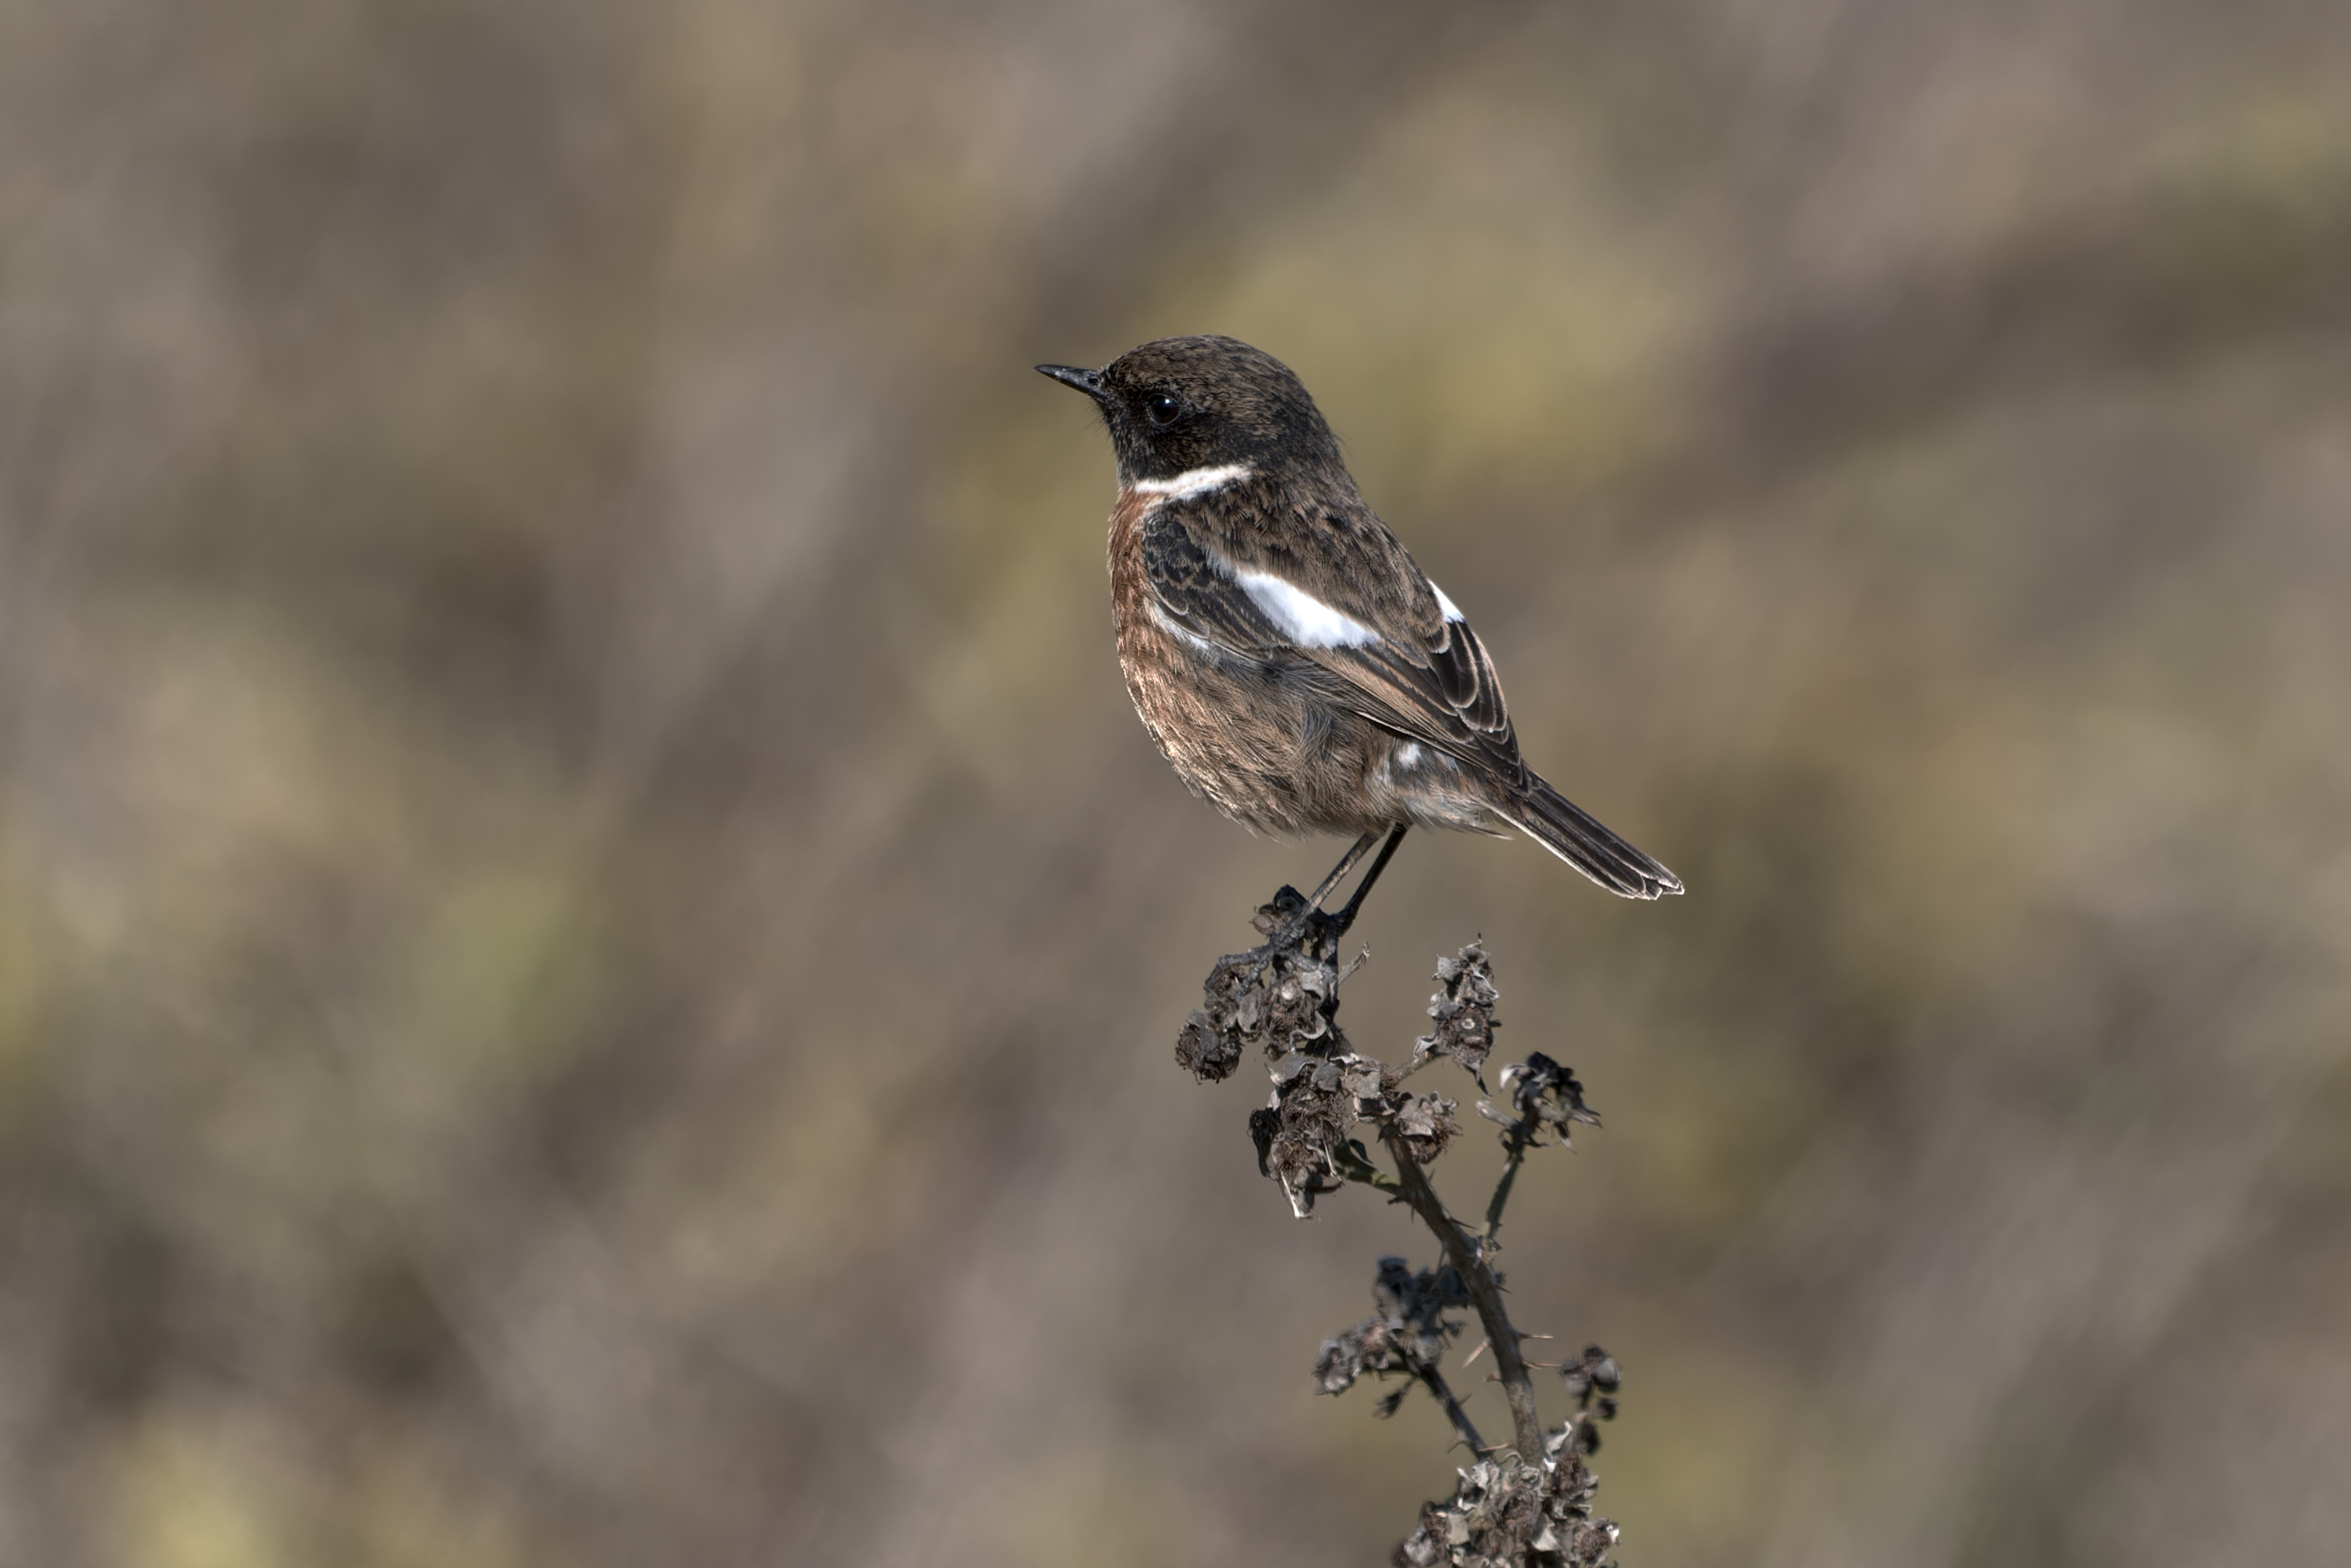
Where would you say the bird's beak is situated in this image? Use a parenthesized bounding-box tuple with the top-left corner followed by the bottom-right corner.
(1035, 363, 1107, 401)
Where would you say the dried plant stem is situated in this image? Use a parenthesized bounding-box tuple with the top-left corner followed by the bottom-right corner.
(1419, 1365, 1487, 1455)
(1379, 1123, 1544, 1460)
(1188, 923, 1624, 1560)
(1483, 1120, 1539, 1242)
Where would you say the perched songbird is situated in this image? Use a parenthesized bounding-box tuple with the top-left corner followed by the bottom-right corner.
(1037, 335, 1680, 908)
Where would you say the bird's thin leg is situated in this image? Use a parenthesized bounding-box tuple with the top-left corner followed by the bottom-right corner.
(1303, 831, 1383, 914)
(1326, 824, 1409, 940)
(1265, 831, 1380, 951)
(1269, 825, 1409, 951)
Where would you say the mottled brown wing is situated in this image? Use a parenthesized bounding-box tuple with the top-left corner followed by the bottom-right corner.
(1147, 497, 1682, 899)
(1330, 611, 1529, 787)
(1138, 510, 1287, 647)
(1139, 506, 1529, 786)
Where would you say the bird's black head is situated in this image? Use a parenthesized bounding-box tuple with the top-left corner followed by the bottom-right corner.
(1037, 335, 1344, 487)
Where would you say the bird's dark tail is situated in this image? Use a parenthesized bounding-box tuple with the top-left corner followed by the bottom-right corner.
(1495, 776, 1683, 900)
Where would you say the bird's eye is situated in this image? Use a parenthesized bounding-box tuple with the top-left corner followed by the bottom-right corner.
(1145, 392, 1183, 427)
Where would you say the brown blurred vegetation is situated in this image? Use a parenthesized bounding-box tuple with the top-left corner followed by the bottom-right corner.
(3, 3, 2350, 1565)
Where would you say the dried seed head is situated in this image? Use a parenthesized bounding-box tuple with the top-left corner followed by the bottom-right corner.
(1413, 942, 1502, 1079)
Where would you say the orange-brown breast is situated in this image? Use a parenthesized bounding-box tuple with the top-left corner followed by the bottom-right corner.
(1105, 486, 1320, 833)
(1106, 487, 1185, 765)
(1106, 487, 1156, 632)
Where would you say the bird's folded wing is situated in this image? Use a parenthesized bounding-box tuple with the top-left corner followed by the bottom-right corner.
(1141, 508, 1529, 787)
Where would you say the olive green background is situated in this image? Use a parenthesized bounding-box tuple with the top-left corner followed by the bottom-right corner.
(4, 3, 2348, 1565)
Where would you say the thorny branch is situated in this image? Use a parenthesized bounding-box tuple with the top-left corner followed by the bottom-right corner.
(1178, 883, 1625, 1567)
(1381, 1120, 1543, 1461)
(1481, 1054, 1599, 1245)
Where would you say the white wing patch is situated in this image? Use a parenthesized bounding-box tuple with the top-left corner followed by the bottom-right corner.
(1431, 583, 1466, 623)
(1236, 569, 1383, 649)
(1130, 463, 1252, 501)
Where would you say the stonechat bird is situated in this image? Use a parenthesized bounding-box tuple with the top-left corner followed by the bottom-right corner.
(1038, 335, 1681, 918)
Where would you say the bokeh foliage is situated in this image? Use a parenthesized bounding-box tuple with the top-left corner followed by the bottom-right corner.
(3, 3, 2349, 1565)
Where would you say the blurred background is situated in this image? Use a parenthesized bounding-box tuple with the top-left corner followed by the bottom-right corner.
(3, 2, 2349, 1565)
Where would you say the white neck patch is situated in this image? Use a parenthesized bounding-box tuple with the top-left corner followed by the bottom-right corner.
(1129, 463, 1252, 501)
(1236, 569, 1383, 649)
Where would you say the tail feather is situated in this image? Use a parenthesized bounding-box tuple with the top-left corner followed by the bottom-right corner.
(1497, 778, 1683, 900)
